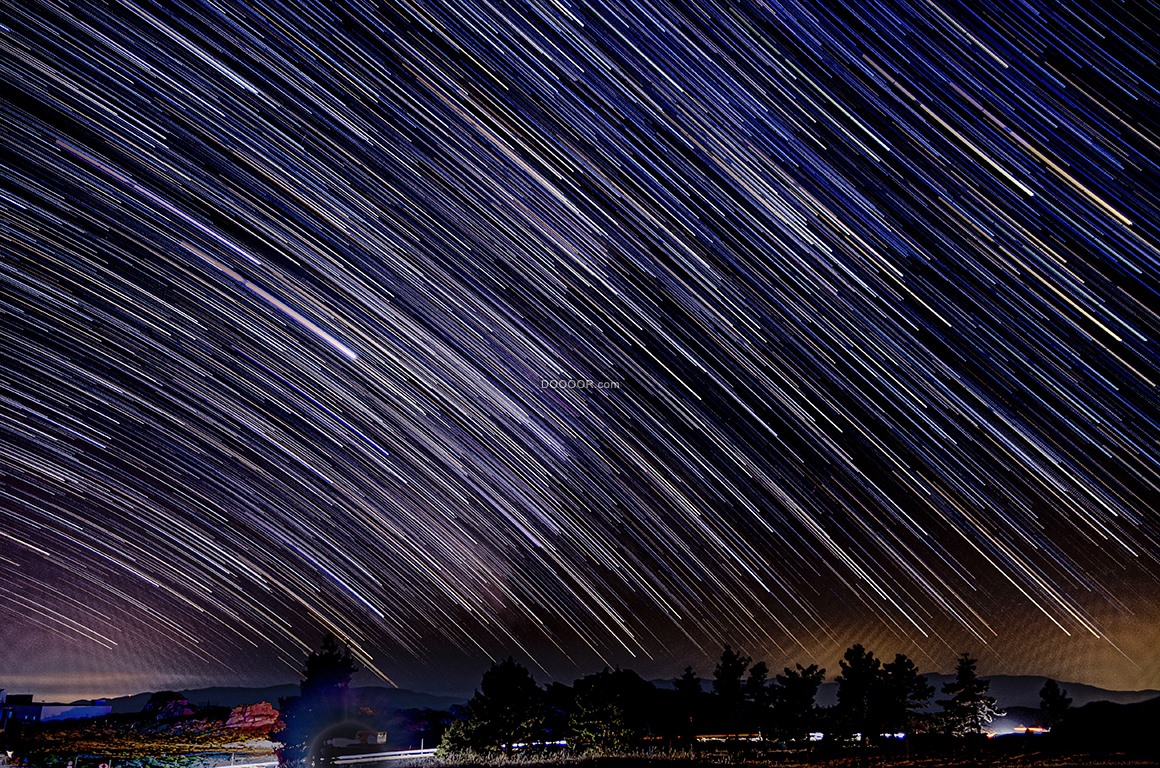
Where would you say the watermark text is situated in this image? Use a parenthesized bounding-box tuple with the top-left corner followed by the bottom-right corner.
(538, 377, 622, 391)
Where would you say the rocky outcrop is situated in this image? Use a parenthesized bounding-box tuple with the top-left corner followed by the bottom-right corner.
(226, 701, 280, 730)
(155, 698, 195, 720)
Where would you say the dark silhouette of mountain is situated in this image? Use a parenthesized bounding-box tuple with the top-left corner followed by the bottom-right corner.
(652, 674, 1158, 712)
(71, 685, 299, 714)
(74, 685, 465, 714)
(353, 686, 466, 714)
(972, 675, 1159, 709)
(79, 675, 1154, 719)
(813, 674, 1158, 711)
(1051, 694, 1160, 757)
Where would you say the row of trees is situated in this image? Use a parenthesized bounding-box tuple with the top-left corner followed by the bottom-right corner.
(439, 644, 1029, 756)
(270, 636, 1074, 765)
(830, 645, 998, 741)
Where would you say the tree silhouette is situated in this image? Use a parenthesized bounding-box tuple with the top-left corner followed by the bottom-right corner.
(441, 657, 546, 755)
(877, 653, 933, 734)
(745, 660, 770, 708)
(771, 663, 825, 747)
(674, 666, 701, 697)
(300, 635, 358, 699)
(542, 681, 574, 746)
(273, 634, 359, 767)
(1039, 678, 1072, 729)
(835, 644, 881, 741)
(939, 653, 1001, 737)
(439, 705, 472, 754)
(712, 645, 751, 709)
(570, 668, 654, 751)
(673, 666, 701, 746)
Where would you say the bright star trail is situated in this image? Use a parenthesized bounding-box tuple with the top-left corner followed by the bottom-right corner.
(0, 0, 1157, 698)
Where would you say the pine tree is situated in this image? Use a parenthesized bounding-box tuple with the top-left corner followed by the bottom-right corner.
(570, 667, 654, 752)
(441, 657, 546, 755)
(939, 653, 1002, 737)
(273, 634, 359, 768)
(745, 661, 770, 707)
(835, 644, 881, 741)
(712, 645, 751, 709)
(1039, 679, 1072, 729)
(300, 634, 357, 699)
(771, 663, 825, 747)
(877, 653, 933, 734)
(673, 665, 701, 746)
(674, 666, 701, 696)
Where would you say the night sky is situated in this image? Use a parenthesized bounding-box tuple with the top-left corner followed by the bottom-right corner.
(1, 0, 1158, 701)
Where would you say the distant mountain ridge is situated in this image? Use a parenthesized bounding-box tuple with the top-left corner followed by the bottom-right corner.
(76, 674, 1158, 716)
(946, 674, 1160, 710)
(74, 685, 466, 714)
(821, 673, 1160, 710)
(652, 674, 1159, 711)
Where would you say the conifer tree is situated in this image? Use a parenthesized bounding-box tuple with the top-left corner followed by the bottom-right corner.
(712, 644, 751, 708)
(1039, 679, 1072, 729)
(939, 653, 1001, 737)
(274, 634, 359, 768)
(771, 664, 825, 746)
(835, 644, 881, 741)
(441, 657, 546, 755)
(877, 653, 933, 734)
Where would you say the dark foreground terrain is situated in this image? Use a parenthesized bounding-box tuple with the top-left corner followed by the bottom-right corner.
(433, 749, 1159, 768)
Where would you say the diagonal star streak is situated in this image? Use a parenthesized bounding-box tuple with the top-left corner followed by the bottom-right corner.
(0, 0, 1157, 695)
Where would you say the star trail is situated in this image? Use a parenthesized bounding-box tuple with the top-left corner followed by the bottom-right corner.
(0, 0, 1158, 697)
